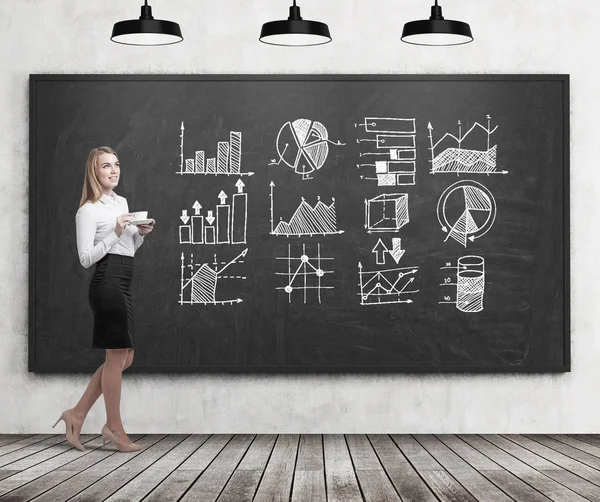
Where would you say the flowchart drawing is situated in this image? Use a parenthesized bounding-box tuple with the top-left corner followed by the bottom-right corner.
(439, 256, 485, 313)
(437, 180, 497, 247)
(364, 193, 409, 233)
(275, 243, 335, 304)
(358, 262, 419, 305)
(429, 115, 507, 175)
(356, 117, 417, 186)
(177, 122, 254, 177)
(372, 238, 405, 265)
(269, 119, 346, 180)
(179, 249, 248, 306)
(179, 179, 248, 245)
(269, 181, 343, 237)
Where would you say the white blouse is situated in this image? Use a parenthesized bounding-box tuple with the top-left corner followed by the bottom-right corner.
(75, 192, 144, 268)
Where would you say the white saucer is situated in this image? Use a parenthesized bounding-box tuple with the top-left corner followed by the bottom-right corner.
(130, 219, 152, 225)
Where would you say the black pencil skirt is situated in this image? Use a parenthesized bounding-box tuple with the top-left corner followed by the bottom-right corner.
(89, 254, 135, 349)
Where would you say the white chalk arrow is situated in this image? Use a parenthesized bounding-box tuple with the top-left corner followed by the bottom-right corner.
(180, 210, 190, 224)
(206, 211, 215, 225)
(389, 238, 405, 264)
(192, 201, 202, 215)
(218, 191, 228, 205)
(235, 179, 245, 193)
(372, 239, 388, 265)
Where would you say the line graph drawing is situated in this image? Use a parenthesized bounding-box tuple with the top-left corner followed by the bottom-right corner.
(358, 262, 419, 305)
(177, 122, 254, 177)
(275, 243, 335, 304)
(429, 115, 507, 175)
(179, 249, 248, 306)
(269, 181, 343, 237)
(439, 256, 485, 313)
(269, 119, 346, 180)
(372, 238, 405, 265)
(364, 193, 409, 233)
(179, 179, 248, 245)
(437, 180, 496, 247)
(356, 117, 417, 186)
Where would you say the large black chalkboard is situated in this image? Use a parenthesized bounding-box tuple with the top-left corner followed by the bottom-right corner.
(29, 75, 570, 373)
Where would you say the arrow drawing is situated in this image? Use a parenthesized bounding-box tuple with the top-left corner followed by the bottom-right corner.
(180, 210, 190, 225)
(192, 201, 202, 215)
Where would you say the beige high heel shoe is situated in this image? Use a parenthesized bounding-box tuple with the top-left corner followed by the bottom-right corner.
(101, 424, 143, 452)
(52, 409, 85, 451)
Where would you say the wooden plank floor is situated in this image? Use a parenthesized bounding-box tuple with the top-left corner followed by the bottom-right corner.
(0, 435, 599, 501)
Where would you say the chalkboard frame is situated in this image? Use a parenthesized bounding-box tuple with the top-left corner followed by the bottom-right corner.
(29, 74, 570, 374)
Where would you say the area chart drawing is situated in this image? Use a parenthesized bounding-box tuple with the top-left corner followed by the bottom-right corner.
(357, 117, 417, 186)
(269, 119, 346, 180)
(429, 115, 507, 175)
(275, 243, 334, 304)
(269, 182, 343, 237)
(177, 122, 254, 176)
(437, 180, 496, 247)
(439, 256, 485, 313)
(179, 249, 248, 306)
(358, 263, 419, 305)
(179, 179, 248, 245)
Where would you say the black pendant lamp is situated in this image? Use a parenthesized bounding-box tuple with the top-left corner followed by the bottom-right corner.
(111, 1, 183, 46)
(260, 0, 331, 47)
(402, 1, 473, 46)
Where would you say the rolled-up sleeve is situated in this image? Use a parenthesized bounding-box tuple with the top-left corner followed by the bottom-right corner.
(75, 205, 121, 268)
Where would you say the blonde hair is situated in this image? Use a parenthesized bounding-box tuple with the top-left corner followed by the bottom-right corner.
(79, 146, 119, 207)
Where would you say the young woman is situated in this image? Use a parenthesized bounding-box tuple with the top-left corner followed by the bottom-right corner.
(53, 146, 155, 453)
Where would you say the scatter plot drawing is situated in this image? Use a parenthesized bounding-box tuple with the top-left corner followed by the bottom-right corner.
(179, 179, 248, 245)
(275, 243, 335, 304)
(269, 182, 343, 237)
(358, 262, 419, 305)
(437, 180, 496, 247)
(364, 193, 409, 233)
(179, 249, 248, 306)
(177, 122, 254, 177)
(429, 115, 507, 175)
(269, 119, 346, 180)
(372, 238, 405, 265)
(356, 117, 417, 186)
(439, 256, 485, 313)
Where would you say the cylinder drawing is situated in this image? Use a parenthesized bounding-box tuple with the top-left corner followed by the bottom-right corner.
(456, 255, 485, 313)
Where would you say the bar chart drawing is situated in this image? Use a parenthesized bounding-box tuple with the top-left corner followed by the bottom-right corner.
(439, 256, 485, 313)
(358, 262, 419, 305)
(275, 243, 335, 304)
(429, 116, 507, 175)
(179, 179, 248, 245)
(356, 117, 417, 186)
(179, 249, 248, 306)
(269, 118, 346, 180)
(269, 182, 343, 237)
(177, 122, 254, 176)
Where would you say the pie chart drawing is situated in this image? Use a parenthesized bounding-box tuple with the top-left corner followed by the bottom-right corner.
(437, 180, 496, 247)
(270, 119, 345, 180)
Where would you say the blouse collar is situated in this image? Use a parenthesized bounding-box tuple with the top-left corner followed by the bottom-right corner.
(99, 192, 118, 204)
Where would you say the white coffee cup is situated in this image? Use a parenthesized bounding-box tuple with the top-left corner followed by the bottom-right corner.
(132, 211, 148, 221)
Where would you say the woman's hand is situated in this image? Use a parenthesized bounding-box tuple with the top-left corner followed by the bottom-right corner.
(115, 213, 133, 237)
(137, 219, 155, 236)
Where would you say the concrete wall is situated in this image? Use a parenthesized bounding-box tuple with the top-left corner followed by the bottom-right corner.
(0, 0, 595, 433)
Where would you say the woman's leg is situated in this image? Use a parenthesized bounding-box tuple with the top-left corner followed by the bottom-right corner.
(102, 348, 129, 433)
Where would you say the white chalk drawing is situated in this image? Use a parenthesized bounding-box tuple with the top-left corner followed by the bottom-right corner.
(275, 243, 335, 304)
(179, 249, 248, 305)
(364, 193, 409, 233)
(269, 119, 346, 180)
(372, 238, 405, 265)
(437, 180, 496, 247)
(356, 117, 417, 186)
(177, 122, 254, 176)
(358, 262, 419, 305)
(269, 181, 343, 237)
(179, 179, 248, 245)
(429, 115, 507, 175)
(439, 256, 485, 313)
